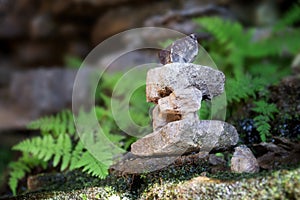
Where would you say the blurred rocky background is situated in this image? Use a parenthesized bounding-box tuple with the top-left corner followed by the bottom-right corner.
(0, 0, 295, 140)
(0, 0, 296, 130)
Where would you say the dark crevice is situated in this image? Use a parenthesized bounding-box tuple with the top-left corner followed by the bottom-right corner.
(158, 87, 173, 98)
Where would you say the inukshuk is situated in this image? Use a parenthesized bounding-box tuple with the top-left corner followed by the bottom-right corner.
(112, 34, 239, 174)
(131, 34, 239, 156)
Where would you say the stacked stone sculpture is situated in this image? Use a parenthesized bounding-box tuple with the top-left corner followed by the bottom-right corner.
(112, 34, 242, 174)
(130, 63, 239, 157)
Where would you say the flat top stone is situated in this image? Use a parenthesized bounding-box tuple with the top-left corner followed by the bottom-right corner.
(146, 63, 225, 103)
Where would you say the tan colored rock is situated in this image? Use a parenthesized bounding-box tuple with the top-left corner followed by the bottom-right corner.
(152, 105, 168, 131)
(132, 62, 237, 157)
(231, 145, 259, 173)
(131, 120, 239, 156)
(146, 63, 225, 103)
(158, 87, 202, 115)
(111, 151, 209, 175)
(151, 87, 202, 131)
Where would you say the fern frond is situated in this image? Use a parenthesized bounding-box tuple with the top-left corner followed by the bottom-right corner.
(9, 71, 141, 195)
(101, 123, 125, 146)
(275, 2, 300, 30)
(253, 115, 271, 142)
(57, 134, 72, 171)
(252, 101, 278, 142)
(194, 17, 251, 50)
(27, 110, 75, 137)
(8, 153, 46, 195)
(226, 76, 253, 103)
(252, 101, 279, 117)
(248, 62, 290, 85)
(8, 161, 29, 195)
(251, 30, 300, 57)
(73, 151, 109, 178)
(13, 135, 54, 161)
(95, 106, 113, 121)
(12, 134, 72, 170)
(9, 134, 72, 195)
(69, 141, 85, 170)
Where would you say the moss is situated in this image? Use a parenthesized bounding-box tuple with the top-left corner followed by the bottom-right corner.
(8, 160, 299, 199)
(141, 167, 300, 199)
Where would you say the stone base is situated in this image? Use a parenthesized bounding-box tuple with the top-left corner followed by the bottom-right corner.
(110, 151, 209, 175)
(131, 119, 239, 157)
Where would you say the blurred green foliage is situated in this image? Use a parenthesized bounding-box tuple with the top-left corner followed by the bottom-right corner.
(8, 109, 125, 195)
(8, 70, 150, 195)
(64, 54, 83, 69)
(194, 2, 300, 141)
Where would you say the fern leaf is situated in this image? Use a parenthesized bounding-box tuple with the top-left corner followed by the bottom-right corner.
(40, 135, 55, 160)
(60, 134, 72, 171)
(101, 124, 125, 146)
(53, 151, 61, 167)
(275, 2, 300, 30)
(13, 135, 54, 162)
(252, 101, 279, 116)
(8, 177, 17, 196)
(69, 141, 85, 170)
(12, 133, 72, 170)
(253, 115, 271, 142)
(8, 154, 46, 195)
(27, 110, 75, 137)
(74, 151, 109, 179)
(252, 101, 278, 141)
(226, 76, 252, 103)
(44, 140, 55, 161)
(195, 17, 251, 49)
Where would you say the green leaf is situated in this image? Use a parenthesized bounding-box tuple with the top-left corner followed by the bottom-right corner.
(27, 110, 75, 137)
(64, 55, 83, 69)
(8, 154, 45, 196)
(275, 2, 300, 30)
(252, 101, 278, 142)
(69, 141, 85, 170)
(60, 134, 72, 171)
(74, 151, 109, 179)
(252, 101, 279, 116)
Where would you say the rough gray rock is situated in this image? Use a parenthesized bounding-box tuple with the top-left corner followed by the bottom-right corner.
(131, 119, 239, 156)
(146, 63, 225, 103)
(158, 34, 198, 65)
(231, 145, 259, 173)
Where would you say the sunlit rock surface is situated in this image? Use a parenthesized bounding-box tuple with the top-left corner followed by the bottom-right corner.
(131, 119, 239, 156)
(131, 62, 237, 157)
(146, 63, 225, 103)
(231, 145, 259, 173)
